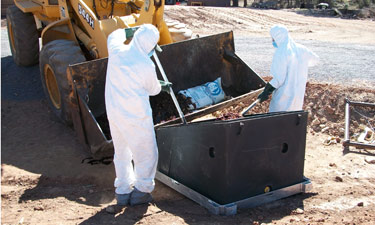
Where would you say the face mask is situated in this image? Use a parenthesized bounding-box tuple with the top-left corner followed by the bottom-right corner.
(272, 41, 278, 48)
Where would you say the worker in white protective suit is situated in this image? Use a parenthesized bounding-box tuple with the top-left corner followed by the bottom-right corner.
(257, 25, 319, 112)
(105, 24, 172, 206)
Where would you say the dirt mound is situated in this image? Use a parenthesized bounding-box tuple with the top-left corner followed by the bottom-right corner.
(304, 82, 375, 137)
(209, 77, 375, 140)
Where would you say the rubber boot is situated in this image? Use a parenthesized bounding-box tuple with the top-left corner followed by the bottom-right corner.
(130, 188, 153, 206)
(116, 193, 131, 206)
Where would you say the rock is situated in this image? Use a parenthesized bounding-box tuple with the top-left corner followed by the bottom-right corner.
(106, 206, 116, 214)
(289, 217, 300, 222)
(106, 205, 124, 214)
(317, 109, 325, 116)
(252, 221, 260, 225)
(329, 163, 337, 167)
(365, 157, 375, 164)
(333, 8, 343, 17)
(34, 206, 44, 211)
(317, 218, 325, 222)
(18, 217, 24, 224)
(295, 208, 304, 214)
(357, 202, 364, 207)
(326, 106, 335, 115)
(324, 137, 338, 146)
(335, 176, 343, 182)
(311, 118, 320, 126)
(89, 189, 94, 194)
(321, 127, 330, 133)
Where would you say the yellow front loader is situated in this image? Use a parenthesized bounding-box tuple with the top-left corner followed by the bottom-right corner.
(6, 0, 189, 124)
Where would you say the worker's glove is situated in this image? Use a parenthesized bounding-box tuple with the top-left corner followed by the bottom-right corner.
(159, 80, 173, 94)
(257, 82, 275, 102)
(124, 26, 140, 40)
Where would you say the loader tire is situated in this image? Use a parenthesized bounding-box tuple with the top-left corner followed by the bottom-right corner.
(6, 5, 39, 66)
(39, 40, 86, 125)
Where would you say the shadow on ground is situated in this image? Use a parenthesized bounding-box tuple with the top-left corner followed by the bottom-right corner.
(79, 185, 317, 224)
(1, 56, 116, 206)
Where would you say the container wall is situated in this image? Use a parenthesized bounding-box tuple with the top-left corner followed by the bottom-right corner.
(156, 111, 308, 204)
(152, 31, 265, 97)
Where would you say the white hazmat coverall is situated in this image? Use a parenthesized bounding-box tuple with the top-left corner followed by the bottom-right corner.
(269, 25, 319, 112)
(105, 24, 162, 195)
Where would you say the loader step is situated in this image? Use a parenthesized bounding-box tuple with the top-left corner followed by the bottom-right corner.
(15, 0, 42, 13)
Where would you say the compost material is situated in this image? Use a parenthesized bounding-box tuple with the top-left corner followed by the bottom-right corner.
(150, 92, 193, 124)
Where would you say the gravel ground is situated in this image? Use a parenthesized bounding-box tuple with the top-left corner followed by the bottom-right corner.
(3, 26, 375, 90)
(234, 36, 375, 88)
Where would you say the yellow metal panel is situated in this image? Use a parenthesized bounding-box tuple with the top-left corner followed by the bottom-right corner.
(43, 6, 60, 18)
(41, 18, 78, 45)
(58, 0, 69, 19)
(15, 0, 42, 12)
(70, 0, 108, 57)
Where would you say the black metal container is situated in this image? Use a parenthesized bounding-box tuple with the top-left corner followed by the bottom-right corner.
(67, 31, 308, 205)
(156, 111, 307, 205)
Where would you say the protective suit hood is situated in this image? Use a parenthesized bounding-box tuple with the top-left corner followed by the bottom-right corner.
(131, 24, 159, 56)
(270, 25, 289, 48)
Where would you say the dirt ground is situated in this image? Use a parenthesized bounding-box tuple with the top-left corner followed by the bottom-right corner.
(164, 6, 375, 44)
(2, 6, 375, 225)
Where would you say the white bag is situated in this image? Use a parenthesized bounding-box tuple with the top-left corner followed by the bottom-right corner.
(179, 77, 225, 110)
(205, 77, 225, 104)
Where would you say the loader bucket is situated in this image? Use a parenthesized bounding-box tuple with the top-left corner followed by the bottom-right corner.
(67, 31, 265, 157)
(68, 58, 113, 157)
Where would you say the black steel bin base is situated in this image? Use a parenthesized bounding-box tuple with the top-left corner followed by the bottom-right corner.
(156, 111, 308, 205)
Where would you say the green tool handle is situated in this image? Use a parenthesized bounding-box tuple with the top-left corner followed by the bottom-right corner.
(153, 51, 187, 125)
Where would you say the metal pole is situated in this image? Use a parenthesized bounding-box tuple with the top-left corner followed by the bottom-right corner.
(241, 98, 260, 116)
(344, 98, 350, 143)
(153, 52, 187, 125)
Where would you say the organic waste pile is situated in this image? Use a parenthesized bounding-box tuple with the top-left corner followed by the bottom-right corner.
(151, 89, 269, 124)
(150, 92, 193, 124)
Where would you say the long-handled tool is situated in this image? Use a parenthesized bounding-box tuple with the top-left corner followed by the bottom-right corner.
(153, 51, 187, 125)
(241, 98, 260, 117)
